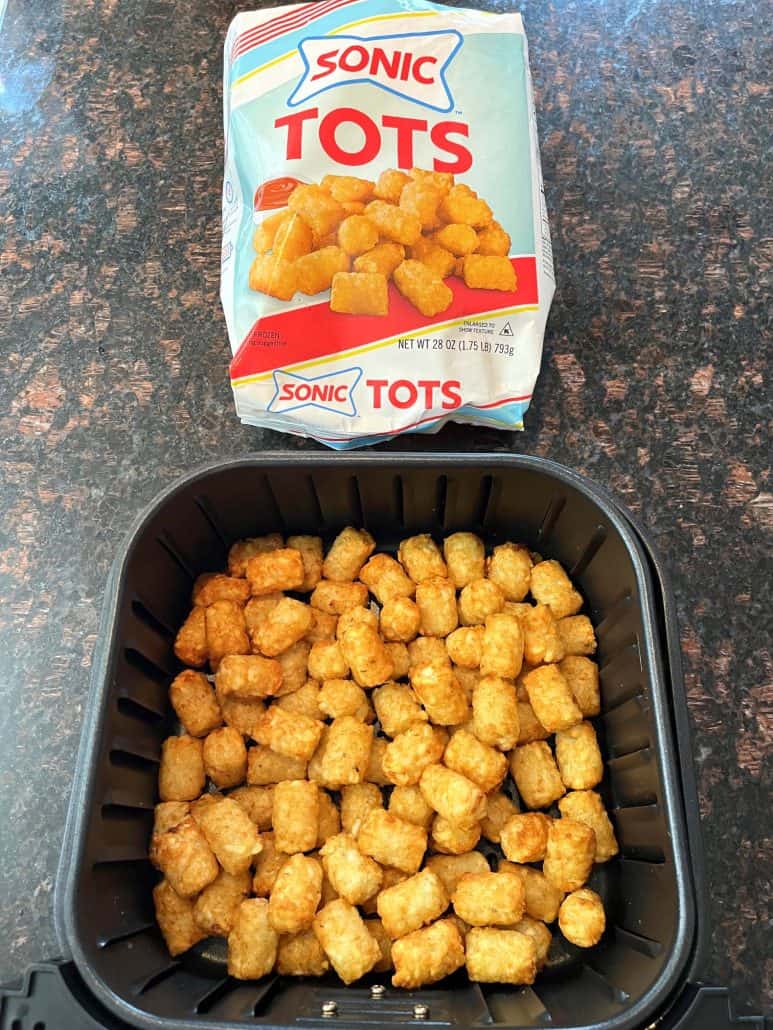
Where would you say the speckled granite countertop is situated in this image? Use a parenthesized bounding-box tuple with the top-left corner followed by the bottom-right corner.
(0, 0, 770, 1018)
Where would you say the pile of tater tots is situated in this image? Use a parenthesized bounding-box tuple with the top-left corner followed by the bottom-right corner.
(152, 528, 617, 988)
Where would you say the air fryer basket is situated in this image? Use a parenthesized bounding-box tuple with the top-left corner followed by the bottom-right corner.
(3, 455, 762, 1030)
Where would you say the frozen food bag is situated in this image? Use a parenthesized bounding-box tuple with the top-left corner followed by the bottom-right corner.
(222, 0, 554, 448)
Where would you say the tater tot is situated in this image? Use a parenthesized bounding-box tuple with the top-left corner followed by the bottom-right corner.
(284, 534, 323, 592)
(380, 597, 421, 642)
(277, 929, 330, 976)
(272, 212, 313, 262)
(517, 700, 550, 745)
(228, 898, 278, 980)
(320, 832, 383, 905)
(431, 814, 481, 854)
(415, 576, 458, 637)
(193, 573, 251, 607)
(409, 235, 456, 278)
(374, 168, 411, 203)
(476, 221, 512, 257)
(377, 867, 449, 939)
(500, 861, 564, 923)
(193, 869, 251, 937)
(244, 594, 282, 644)
(289, 183, 345, 236)
(408, 635, 450, 669)
(189, 793, 221, 825)
(340, 783, 383, 835)
(357, 808, 427, 874)
(472, 675, 519, 750)
(485, 543, 532, 603)
(445, 626, 483, 668)
(440, 185, 492, 227)
(268, 853, 323, 933)
(273, 780, 319, 854)
(254, 705, 324, 762)
(425, 852, 490, 895)
(435, 223, 479, 256)
(454, 665, 480, 699)
(530, 560, 584, 619)
(311, 579, 369, 614)
(323, 527, 376, 582)
(438, 533, 482, 589)
(410, 167, 454, 193)
(306, 608, 338, 645)
(388, 784, 434, 828)
(360, 553, 415, 603)
(410, 663, 469, 726)
(247, 745, 307, 785)
(559, 888, 606, 947)
(354, 242, 406, 279)
(398, 534, 447, 582)
(373, 681, 427, 737)
(215, 653, 282, 701)
(508, 917, 551, 969)
(458, 578, 504, 626)
(365, 200, 422, 246)
(365, 735, 391, 785)
(254, 597, 312, 657)
(400, 179, 443, 229)
(322, 174, 375, 204)
(228, 534, 283, 577)
(444, 729, 508, 793)
(558, 615, 597, 656)
(153, 816, 219, 897)
(452, 871, 525, 926)
(248, 253, 298, 300)
(361, 866, 408, 916)
(246, 548, 305, 596)
(391, 918, 465, 988)
(159, 735, 205, 802)
(543, 818, 596, 892)
(393, 258, 453, 317)
(154, 880, 207, 956)
(340, 624, 394, 687)
(174, 606, 208, 667)
(522, 604, 566, 666)
(318, 678, 371, 721)
(252, 832, 288, 896)
(510, 742, 566, 809)
(337, 215, 379, 257)
(383, 721, 446, 786)
(313, 899, 381, 984)
(275, 678, 322, 720)
(229, 785, 273, 830)
(555, 721, 603, 790)
(366, 918, 393, 972)
(336, 605, 378, 640)
(315, 790, 341, 847)
(385, 642, 410, 679)
(203, 726, 248, 788)
(295, 245, 351, 295)
(462, 253, 516, 291)
(198, 797, 262, 875)
(523, 665, 583, 733)
(481, 790, 519, 843)
(308, 640, 349, 681)
(170, 671, 223, 738)
(559, 656, 601, 717)
(320, 716, 373, 785)
(465, 927, 537, 984)
(206, 600, 250, 667)
(479, 612, 524, 681)
(500, 812, 552, 863)
(150, 801, 190, 866)
(558, 790, 618, 862)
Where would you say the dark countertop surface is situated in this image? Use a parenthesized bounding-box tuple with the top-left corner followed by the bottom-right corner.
(0, 0, 770, 1018)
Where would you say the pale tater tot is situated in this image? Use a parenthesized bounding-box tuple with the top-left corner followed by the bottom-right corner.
(313, 899, 381, 984)
(391, 918, 465, 988)
(385, 642, 410, 679)
(189, 793, 223, 824)
(308, 640, 349, 681)
(306, 608, 338, 644)
(373, 681, 427, 737)
(276, 640, 311, 696)
(365, 735, 391, 786)
(458, 578, 505, 626)
(530, 560, 583, 619)
(246, 548, 305, 595)
(523, 665, 583, 733)
(443, 532, 485, 587)
(555, 721, 603, 789)
(500, 812, 552, 863)
(481, 790, 519, 843)
(452, 871, 525, 926)
(153, 815, 219, 897)
(504, 601, 533, 622)
(154, 880, 207, 956)
(510, 742, 566, 809)
(558, 790, 618, 862)
(206, 600, 250, 667)
(322, 716, 373, 785)
(559, 656, 601, 717)
(254, 597, 312, 657)
(454, 665, 480, 699)
(273, 780, 319, 854)
(380, 597, 421, 642)
(254, 705, 324, 762)
(286, 534, 323, 592)
(269, 853, 323, 933)
(244, 594, 282, 643)
(389, 784, 435, 828)
(307, 726, 336, 788)
(543, 818, 596, 892)
(170, 670, 223, 738)
(425, 852, 490, 895)
(431, 814, 481, 854)
(340, 782, 382, 835)
(410, 663, 469, 726)
(357, 808, 427, 874)
(252, 832, 288, 896)
(487, 543, 532, 601)
(336, 605, 378, 640)
(318, 678, 371, 721)
(323, 527, 376, 582)
(159, 735, 205, 802)
(203, 726, 248, 788)
(377, 867, 449, 939)
(415, 576, 458, 637)
(558, 888, 605, 947)
(317, 790, 341, 846)
(247, 745, 307, 785)
(480, 612, 524, 679)
(275, 679, 323, 721)
(408, 635, 450, 669)
(174, 606, 208, 667)
(193, 869, 251, 937)
(320, 832, 383, 905)
(366, 918, 393, 972)
(220, 695, 265, 738)
(228, 899, 278, 979)
(360, 553, 415, 603)
(517, 700, 551, 745)
(508, 917, 551, 970)
(398, 534, 447, 582)
(499, 861, 564, 923)
(472, 675, 519, 750)
(383, 721, 446, 785)
(340, 624, 394, 687)
(228, 534, 283, 577)
(465, 927, 537, 984)
(277, 929, 330, 976)
(558, 615, 597, 656)
(198, 797, 262, 875)
(229, 785, 273, 830)
(523, 604, 566, 665)
(445, 626, 483, 669)
(443, 729, 508, 793)
(150, 802, 190, 866)
(193, 573, 251, 607)
(215, 653, 282, 701)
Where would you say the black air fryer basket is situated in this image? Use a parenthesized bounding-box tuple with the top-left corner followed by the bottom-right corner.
(1, 456, 766, 1030)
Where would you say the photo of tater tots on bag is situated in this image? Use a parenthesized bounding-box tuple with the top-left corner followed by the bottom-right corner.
(248, 169, 516, 317)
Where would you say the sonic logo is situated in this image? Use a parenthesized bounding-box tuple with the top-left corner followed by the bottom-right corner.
(269, 367, 363, 417)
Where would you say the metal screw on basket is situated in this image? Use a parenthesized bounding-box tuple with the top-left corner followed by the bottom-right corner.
(321, 1000, 338, 1018)
(370, 984, 386, 999)
(413, 1002, 430, 1020)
